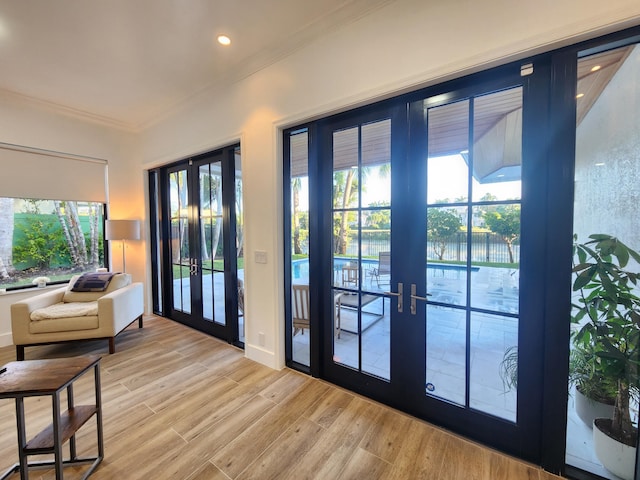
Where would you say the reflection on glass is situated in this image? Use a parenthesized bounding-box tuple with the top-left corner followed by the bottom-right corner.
(469, 311, 517, 421)
(427, 100, 469, 205)
(426, 305, 466, 405)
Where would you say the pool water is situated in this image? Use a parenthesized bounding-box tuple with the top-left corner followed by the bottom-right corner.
(291, 258, 476, 281)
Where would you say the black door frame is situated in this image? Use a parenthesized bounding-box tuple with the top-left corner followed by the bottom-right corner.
(150, 144, 242, 346)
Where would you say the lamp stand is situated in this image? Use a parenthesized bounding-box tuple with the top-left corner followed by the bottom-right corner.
(121, 240, 127, 273)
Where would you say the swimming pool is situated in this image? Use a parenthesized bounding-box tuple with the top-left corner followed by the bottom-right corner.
(291, 258, 477, 281)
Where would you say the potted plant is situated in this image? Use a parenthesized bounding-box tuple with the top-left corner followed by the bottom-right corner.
(499, 344, 518, 392)
(568, 343, 616, 427)
(572, 234, 640, 480)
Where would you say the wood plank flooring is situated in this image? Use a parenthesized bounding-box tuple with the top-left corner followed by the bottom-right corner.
(0, 315, 564, 479)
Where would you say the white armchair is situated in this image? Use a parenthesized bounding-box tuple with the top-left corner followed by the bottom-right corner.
(11, 273, 144, 360)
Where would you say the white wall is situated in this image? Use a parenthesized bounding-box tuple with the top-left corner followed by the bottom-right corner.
(0, 91, 143, 347)
(140, 0, 640, 369)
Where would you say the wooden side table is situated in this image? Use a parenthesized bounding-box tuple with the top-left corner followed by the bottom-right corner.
(0, 355, 103, 480)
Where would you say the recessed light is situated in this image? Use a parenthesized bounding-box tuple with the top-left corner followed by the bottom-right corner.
(595, 162, 605, 167)
(217, 35, 231, 46)
(576, 93, 584, 99)
(591, 65, 601, 72)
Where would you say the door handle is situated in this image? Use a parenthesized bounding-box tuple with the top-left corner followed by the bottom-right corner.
(190, 259, 198, 275)
(410, 283, 431, 315)
(384, 282, 403, 313)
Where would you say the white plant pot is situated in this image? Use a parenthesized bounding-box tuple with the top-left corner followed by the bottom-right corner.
(593, 418, 636, 480)
(575, 387, 614, 428)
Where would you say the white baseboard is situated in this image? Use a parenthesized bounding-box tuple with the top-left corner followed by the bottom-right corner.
(245, 343, 282, 370)
(0, 332, 13, 348)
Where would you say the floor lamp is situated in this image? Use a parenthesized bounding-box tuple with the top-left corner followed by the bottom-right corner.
(105, 219, 140, 273)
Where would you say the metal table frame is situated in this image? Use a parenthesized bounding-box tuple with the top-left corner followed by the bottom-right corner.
(0, 356, 103, 480)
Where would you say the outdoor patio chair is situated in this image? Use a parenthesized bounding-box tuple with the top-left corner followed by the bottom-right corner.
(291, 283, 342, 337)
(292, 284, 310, 335)
(370, 251, 391, 287)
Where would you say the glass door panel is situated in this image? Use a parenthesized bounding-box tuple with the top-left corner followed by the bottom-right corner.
(424, 88, 522, 423)
(288, 129, 311, 367)
(160, 145, 242, 343)
(332, 118, 391, 382)
(199, 162, 226, 325)
(234, 149, 245, 343)
(313, 70, 541, 462)
(566, 42, 640, 480)
(169, 168, 192, 314)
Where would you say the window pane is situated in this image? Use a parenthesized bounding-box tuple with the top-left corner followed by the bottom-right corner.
(0, 198, 105, 290)
(472, 88, 522, 202)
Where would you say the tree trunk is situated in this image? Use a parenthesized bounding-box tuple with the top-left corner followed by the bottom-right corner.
(0, 198, 14, 278)
(338, 169, 355, 255)
(292, 178, 302, 254)
(89, 204, 99, 266)
(66, 202, 88, 266)
(612, 380, 633, 444)
(54, 201, 81, 266)
(505, 239, 515, 264)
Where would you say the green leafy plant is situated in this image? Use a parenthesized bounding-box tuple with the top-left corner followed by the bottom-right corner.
(568, 343, 616, 405)
(13, 215, 66, 269)
(572, 234, 640, 447)
(499, 344, 518, 391)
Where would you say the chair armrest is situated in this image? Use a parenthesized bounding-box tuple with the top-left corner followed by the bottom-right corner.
(98, 283, 144, 333)
(11, 287, 67, 337)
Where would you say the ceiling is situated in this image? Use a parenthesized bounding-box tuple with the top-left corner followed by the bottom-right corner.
(0, 0, 392, 130)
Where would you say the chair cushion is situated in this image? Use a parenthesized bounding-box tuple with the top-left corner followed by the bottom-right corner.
(63, 273, 131, 303)
(30, 315, 99, 334)
(31, 301, 99, 320)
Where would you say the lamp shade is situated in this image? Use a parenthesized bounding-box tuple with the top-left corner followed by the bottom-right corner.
(105, 219, 140, 241)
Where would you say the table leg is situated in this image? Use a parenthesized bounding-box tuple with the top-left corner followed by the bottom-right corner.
(67, 384, 77, 460)
(52, 393, 63, 479)
(15, 398, 28, 480)
(94, 364, 104, 459)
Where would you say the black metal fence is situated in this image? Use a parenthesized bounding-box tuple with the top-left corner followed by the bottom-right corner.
(344, 231, 519, 264)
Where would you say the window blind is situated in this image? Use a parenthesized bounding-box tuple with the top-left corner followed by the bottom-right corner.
(0, 142, 108, 203)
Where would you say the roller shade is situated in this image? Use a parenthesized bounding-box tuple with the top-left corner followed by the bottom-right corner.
(0, 142, 108, 203)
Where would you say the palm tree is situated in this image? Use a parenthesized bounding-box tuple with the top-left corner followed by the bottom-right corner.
(291, 177, 303, 254)
(334, 169, 357, 254)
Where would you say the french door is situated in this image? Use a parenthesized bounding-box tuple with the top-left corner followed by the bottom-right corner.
(319, 66, 547, 461)
(160, 146, 242, 343)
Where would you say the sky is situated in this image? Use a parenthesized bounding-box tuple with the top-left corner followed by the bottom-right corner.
(294, 154, 521, 212)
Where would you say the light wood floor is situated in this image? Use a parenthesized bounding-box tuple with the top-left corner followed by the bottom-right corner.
(0, 315, 563, 480)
